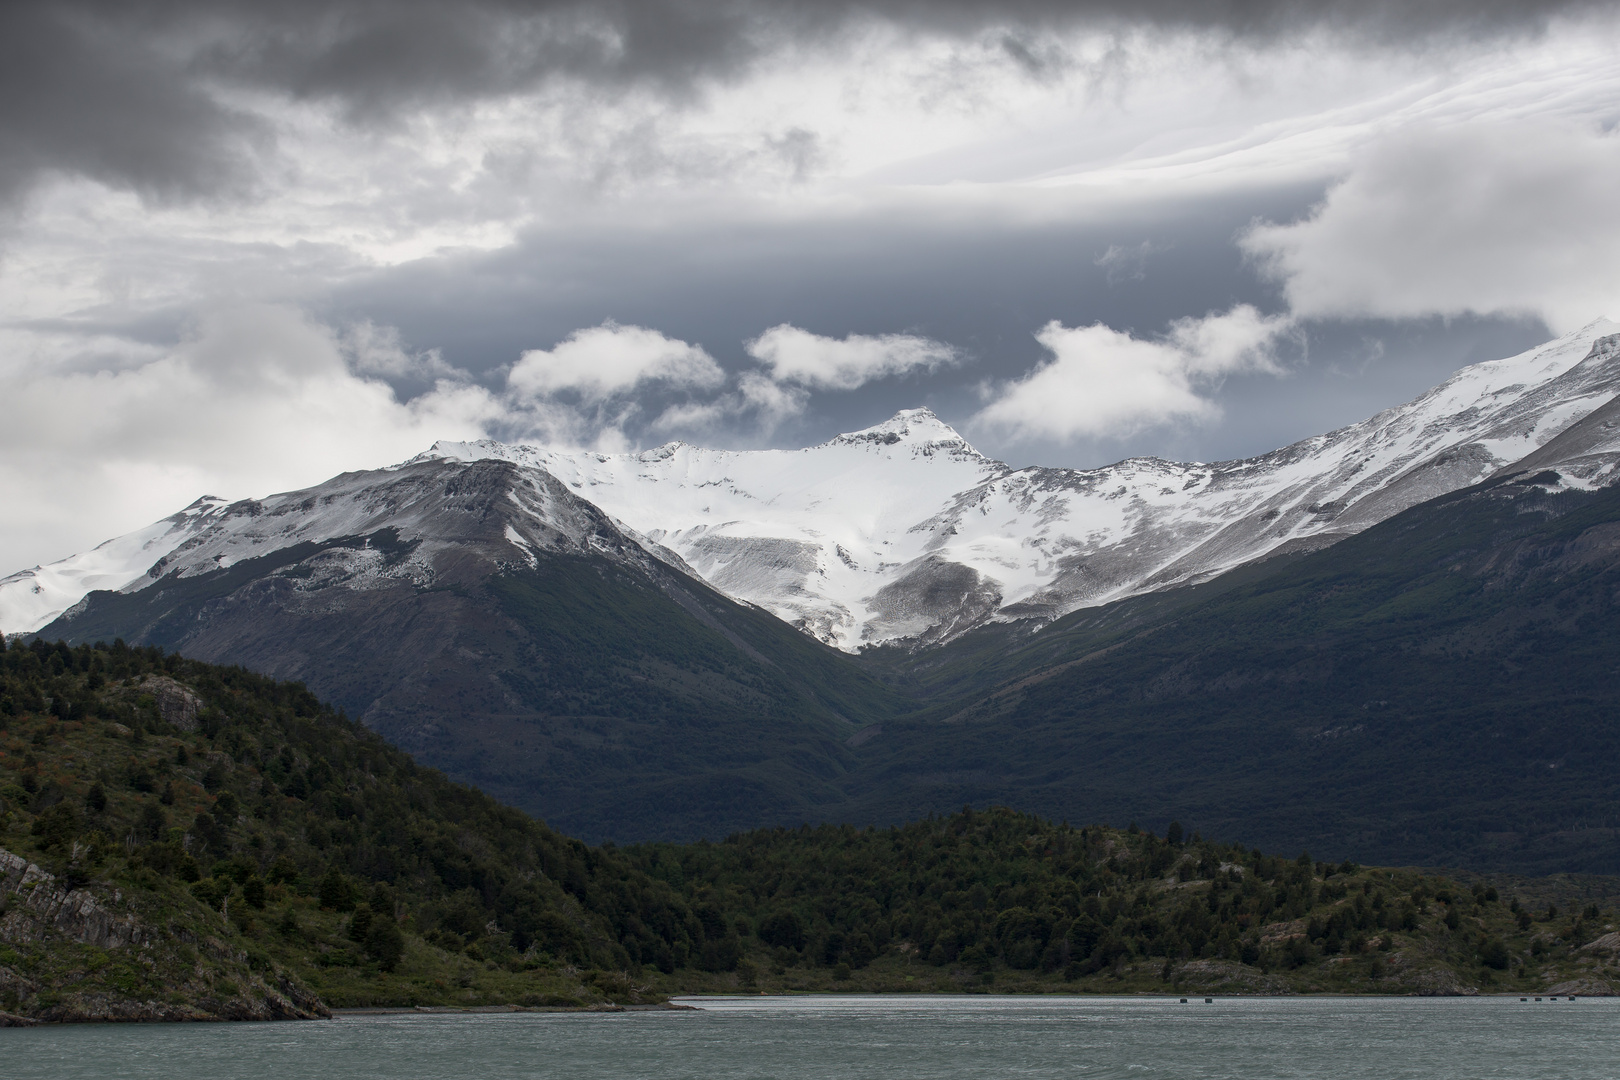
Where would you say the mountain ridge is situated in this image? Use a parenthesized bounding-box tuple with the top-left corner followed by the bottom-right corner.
(5, 320, 1618, 651)
(427, 319, 1620, 649)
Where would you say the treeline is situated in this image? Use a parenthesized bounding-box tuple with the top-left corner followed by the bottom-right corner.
(620, 814, 1594, 982)
(1, 637, 1610, 1000)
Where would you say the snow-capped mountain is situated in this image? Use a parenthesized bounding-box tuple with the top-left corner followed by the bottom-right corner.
(427, 320, 1620, 649)
(4, 319, 1618, 649)
(0, 456, 662, 635)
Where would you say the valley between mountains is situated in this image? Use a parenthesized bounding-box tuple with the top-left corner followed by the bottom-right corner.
(4, 323, 1620, 871)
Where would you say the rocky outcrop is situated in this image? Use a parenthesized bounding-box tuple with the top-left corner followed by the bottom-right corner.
(0, 962, 39, 1002)
(1403, 967, 1479, 996)
(34, 990, 328, 1024)
(0, 849, 146, 948)
(144, 675, 202, 731)
(1173, 958, 1291, 994)
(1545, 978, 1616, 996)
(0, 848, 328, 1023)
(1577, 931, 1620, 958)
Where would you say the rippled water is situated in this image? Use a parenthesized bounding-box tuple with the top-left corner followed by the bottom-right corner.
(10, 995, 1617, 1079)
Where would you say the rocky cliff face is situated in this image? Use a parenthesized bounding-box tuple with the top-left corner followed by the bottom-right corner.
(0, 848, 326, 1023)
(1, 849, 148, 949)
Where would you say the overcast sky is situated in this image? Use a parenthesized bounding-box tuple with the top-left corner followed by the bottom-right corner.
(2, 0, 1618, 571)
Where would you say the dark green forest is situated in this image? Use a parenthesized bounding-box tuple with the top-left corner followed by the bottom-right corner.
(4, 637, 1619, 1020)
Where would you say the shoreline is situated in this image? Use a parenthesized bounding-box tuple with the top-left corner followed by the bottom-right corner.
(330, 1003, 694, 1016)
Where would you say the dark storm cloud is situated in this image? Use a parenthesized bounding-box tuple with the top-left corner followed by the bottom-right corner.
(1, 0, 1605, 204)
(0, 5, 268, 208)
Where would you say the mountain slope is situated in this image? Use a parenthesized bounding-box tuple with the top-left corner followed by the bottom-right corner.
(29, 458, 905, 841)
(426, 321, 1620, 649)
(843, 467, 1620, 873)
(5, 323, 1617, 653)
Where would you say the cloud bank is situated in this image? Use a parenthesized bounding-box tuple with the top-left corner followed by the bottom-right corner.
(0, 310, 970, 569)
(1, 0, 1608, 208)
(1243, 121, 1620, 333)
(508, 322, 724, 401)
(2, 0, 1617, 575)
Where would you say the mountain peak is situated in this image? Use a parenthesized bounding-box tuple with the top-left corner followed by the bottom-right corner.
(825, 407, 982, 456)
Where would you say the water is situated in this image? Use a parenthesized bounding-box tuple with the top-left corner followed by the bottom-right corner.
(8, 995, 1617, 1079)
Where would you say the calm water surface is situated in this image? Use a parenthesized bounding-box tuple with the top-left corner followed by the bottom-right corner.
(8, 995, 1617, 1079)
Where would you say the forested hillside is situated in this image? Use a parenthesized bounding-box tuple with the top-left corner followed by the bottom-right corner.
(850, 473, 1620, 873)
(4, 638, 1619, 1022)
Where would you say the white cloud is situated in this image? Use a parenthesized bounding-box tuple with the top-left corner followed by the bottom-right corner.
(745, 324, 958, 390)
(650, 370, 811, 439)
(737, 370, 812, 429)
(341, 320, 466, 381)
(648, 325, 953, 440)
(507, 321, 723, 402)
(1242, 121, 1620, 334)
(973, 305, 1293, 441)
(1165, 305, 1293, 378)
(0, 305, 502, 572)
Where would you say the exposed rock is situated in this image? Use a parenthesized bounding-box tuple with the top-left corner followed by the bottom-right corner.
(0, 964, 39, 1000)
(0, 849, 146, 948)
(1545, 978, 1616, 996)
(1173, 958, 1291, 994)
(1577, 931, 1620, 958)
(144, 676, 202, 731)
(278, 972, 331, 1018)
(35, 988, 330, 1023)
(0, 847, 328, 1023)
(1260, 918, 1307, 943)
(1403, 966, 1479, 996)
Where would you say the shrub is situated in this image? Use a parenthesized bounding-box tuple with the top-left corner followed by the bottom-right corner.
(318, 867, 357, 911)
(365, 916, 405, 972)
(191, 877, 231, 910)
(31, 803, 81, 851)
(1480, 938, 1510, 970)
